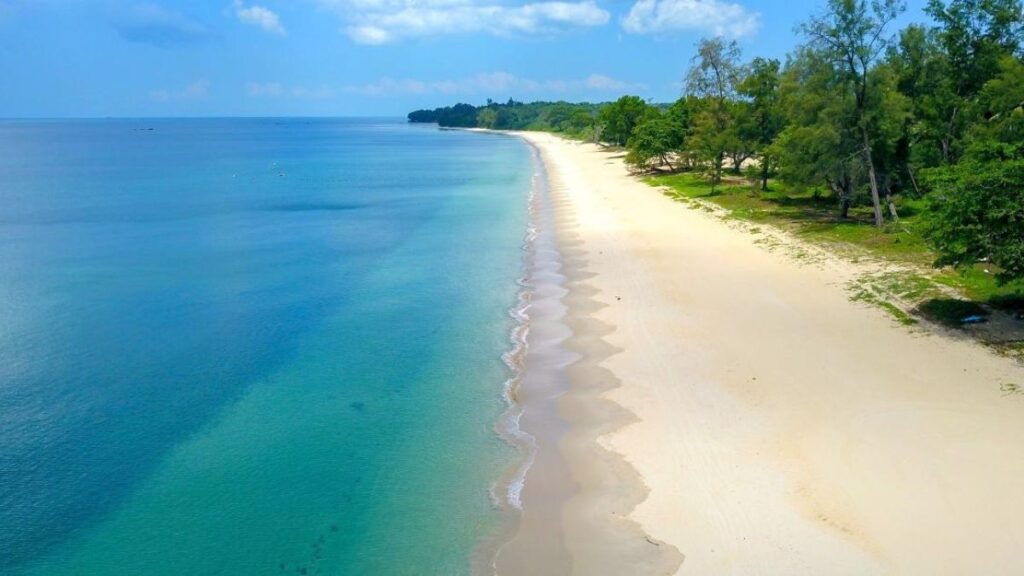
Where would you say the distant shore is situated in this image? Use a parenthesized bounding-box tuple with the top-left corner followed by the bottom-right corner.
(494, 130, 1024, 574)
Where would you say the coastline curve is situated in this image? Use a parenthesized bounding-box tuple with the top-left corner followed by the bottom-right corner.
(483, 131, 684, 576)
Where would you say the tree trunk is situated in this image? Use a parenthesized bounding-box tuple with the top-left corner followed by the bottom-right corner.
(907, 164, 921, 196)
(827, 177, 850, 219)
(941, 106, 958, 164)
(712, 151, 724, 193)
(860, 124, 885, 227)
(884, 186, 900, 222)
(760, 157, 769, 191)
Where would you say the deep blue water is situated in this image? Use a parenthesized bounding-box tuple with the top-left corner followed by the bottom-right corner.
(0, 118, 530, 574)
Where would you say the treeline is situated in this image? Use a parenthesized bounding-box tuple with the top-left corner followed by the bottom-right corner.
(409, 0, 1024, 282)
(408, 99, 602, 135)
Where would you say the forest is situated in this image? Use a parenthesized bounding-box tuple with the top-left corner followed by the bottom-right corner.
(409, 0, 1024, 292)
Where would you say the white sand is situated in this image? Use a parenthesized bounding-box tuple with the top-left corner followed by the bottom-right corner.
(519, 131, 1024, 575)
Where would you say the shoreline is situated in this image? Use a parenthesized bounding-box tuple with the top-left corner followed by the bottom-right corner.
(491, 129, 1024, 575)
(490, 139, 577, 573)
(483, 133, 683, 575)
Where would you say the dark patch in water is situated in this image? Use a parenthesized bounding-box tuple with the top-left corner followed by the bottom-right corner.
(277, 521, 341, 575)
(348, 401, 365, 412)
(265, 202, 368, 213)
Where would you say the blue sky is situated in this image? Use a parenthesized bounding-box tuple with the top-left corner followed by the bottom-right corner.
(0, 0, 932, 117)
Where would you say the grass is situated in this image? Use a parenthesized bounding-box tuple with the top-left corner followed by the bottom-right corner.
(647, 172, 932, 261)
(850, 287, 919, 326)
(645, 170, 1024, 332)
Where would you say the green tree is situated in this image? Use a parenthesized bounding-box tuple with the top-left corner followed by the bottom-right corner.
(924, 0, 1024, 162)
(738, 57, 784, 191)
(774, 47, 865, 218)
(686, 38, 743, 191)
(922, 56, 1024, 281)
(625, 112, 686, 172)
(887, 24, 954, 194)
(665, 97, 696, 168)
(476, 107, 498, 129)
(727, 100, 758, 175)
(568, 109, 597, 134)
(802, 0, 906, 227)
(598, 96, 652, 146)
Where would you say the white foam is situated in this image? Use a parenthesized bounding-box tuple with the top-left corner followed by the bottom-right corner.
(493, 161, 545, 511)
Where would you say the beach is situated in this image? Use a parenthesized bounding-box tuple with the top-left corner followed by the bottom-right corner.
(505, 131, 1024, 575)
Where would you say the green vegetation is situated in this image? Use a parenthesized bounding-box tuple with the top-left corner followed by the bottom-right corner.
(646, 169, 1024, 330)
(409, 0, 1024, 330)
(409, 99, 602, 138)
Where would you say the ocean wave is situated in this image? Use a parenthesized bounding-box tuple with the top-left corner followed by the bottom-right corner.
(493, 161, 544, 512)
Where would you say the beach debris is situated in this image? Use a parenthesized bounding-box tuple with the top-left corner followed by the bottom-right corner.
(961, 315, 988, 324)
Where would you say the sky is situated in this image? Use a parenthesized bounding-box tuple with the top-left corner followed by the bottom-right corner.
(0, 0, 933, 117)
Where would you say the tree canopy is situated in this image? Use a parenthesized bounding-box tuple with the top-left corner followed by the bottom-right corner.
(408, 0, 1024, 281)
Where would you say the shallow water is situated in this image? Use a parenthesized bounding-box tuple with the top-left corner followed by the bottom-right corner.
(0, 119, 530, 575)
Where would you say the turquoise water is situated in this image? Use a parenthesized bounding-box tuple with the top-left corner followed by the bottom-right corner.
(0, 119, 531, 575)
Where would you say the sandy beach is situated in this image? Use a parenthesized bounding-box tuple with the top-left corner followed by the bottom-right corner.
(502, 131, 1024, 575)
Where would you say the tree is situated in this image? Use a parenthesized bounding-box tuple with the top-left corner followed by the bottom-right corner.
(924, 0, 1024, 163)
(686, 38, 744, 191)
(665, 97, 694, 137)
(887, 24, 954, 189)
(665, 97, 696, 168)
(625, 112, 686, 172)
(738, 57, 784, 191)
(598, 96, 653, 146)
(802, 0, 906, 227)
(774, 46, 866, 218)
(438, 103, 480, 127)
(922, 56, 1024, 281)
(569, 109, 596, 131)
(727, 100, 758, 175)
(476, 107, 498, 128)
(862, 62, 913, 211)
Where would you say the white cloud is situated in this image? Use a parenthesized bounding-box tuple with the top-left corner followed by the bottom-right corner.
(234, 0, 286, 35)
(247, 82, 336, 99)
(318, 0, 609, 44)
(345, 71, 644, 96)
(585, 73, 632, 90)
(621, 0, 759, 38)
(150, 80, 210, 101)
(247, 82, 285, 97)
(347, 25, 393, 44)
(290, 85, 336, 99)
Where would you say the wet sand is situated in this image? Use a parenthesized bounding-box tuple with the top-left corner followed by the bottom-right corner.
(498, 131, 1024, 575)
(489, 140, 681, 576)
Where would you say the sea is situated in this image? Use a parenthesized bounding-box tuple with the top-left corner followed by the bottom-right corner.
(0, 118, 533, 575)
